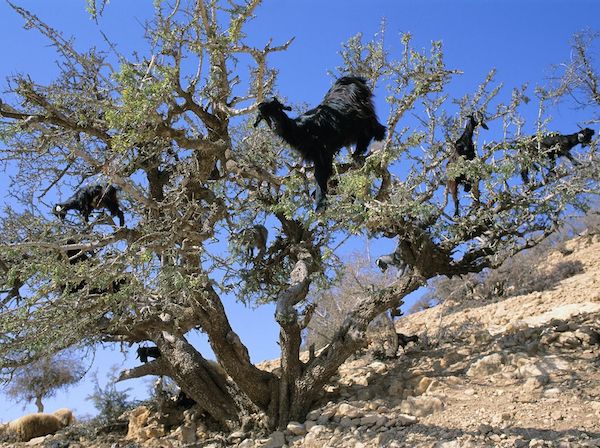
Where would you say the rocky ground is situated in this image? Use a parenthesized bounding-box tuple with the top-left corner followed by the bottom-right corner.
(2, 234, 599, 448)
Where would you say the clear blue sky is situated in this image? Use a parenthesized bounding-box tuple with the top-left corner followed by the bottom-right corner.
(0, 0, 598, 422)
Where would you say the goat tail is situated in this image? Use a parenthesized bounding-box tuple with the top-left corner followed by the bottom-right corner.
(373, 122, 386, 141)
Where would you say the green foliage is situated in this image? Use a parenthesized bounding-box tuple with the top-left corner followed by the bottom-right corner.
(227, 0, 261, 43)
(87, 369, 137, 424)
(86, 0, 108, 21)
(0, 2, 599, 428)
(106, 63, 176, 152)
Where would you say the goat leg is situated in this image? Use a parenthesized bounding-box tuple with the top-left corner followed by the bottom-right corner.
(314, 156, 332, 212)
(351, 135, 371, 165)
(114, 210, 125, 227)
(564, 152, 580, 167)
(447, 180, 459, 217)
(472, 181, 480, 204)
(520, 166, 531, 184)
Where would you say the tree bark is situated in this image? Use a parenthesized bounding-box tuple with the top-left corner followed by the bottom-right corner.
(288, 273, 424, 421)
(154, 332, 241, 430)
(273, 257, 312, 428)
(190, 285, 276, 412)
(35, 396, 44, 413)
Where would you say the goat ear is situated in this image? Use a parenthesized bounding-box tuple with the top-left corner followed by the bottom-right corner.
(282, 105, 292, 111)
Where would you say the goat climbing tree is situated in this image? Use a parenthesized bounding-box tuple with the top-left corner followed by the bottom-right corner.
(1, 1, 599, 431)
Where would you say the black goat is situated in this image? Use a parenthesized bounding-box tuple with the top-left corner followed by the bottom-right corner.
(61, 240, 127, 295)
(62, 277, 125, 296)
(446, 113, 488, 217)
(53, 184, 125, 227)
(397, 333, 419, 349)
(174, 391, 196, 409)
(87, 277, 127, 296)
(60, 240, 91, 294)
(519, 128, 594, 183)
(254, 76, 386, 210)
(137, 346, 161, 363)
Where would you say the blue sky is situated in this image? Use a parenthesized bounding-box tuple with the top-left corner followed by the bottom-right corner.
(0, 0, 598, 422)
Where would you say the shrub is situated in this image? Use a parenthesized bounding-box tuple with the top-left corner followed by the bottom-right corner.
(86, 370, 138, 425)
(305, 254, 396, 352)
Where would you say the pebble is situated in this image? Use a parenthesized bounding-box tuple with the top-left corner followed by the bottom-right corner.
(359, 414, 379, 426)
(286, 421, 306, 436)
(395, 414, 418, 426)
(262, 431, 285, 448)
(336, 403, 363, 419)
(477, 423, 492, 435)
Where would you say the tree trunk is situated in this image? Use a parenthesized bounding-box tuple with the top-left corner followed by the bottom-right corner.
(193, 285, 276, 411)
(282, 274, 425, 424)
(35, 396, 44, 413)
(155, 333, 241, 430)
(276, 321, 303, 429)
(273, 257, 312, 429)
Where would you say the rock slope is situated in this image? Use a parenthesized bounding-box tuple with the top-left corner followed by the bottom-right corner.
(255, 235, 600, 447)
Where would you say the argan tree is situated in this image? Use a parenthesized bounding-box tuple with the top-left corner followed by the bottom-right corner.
(0, 1, 598, 431)
(5, 352, 85, 413)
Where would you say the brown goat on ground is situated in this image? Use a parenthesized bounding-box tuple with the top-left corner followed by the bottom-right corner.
(7, 409, 74, 442)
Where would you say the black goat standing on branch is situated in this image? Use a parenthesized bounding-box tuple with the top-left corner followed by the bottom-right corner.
(137, 346, 161, 363)
(53, 184, 125, 227)
(254, 76, 386, 211)
(519, 127, 595, 183)
(445, 113, 488, 217)
(60, 240, 128, 295)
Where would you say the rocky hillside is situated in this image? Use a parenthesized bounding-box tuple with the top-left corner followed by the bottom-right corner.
(2, 234, 599, 448)
(260, 234, 600, 448)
